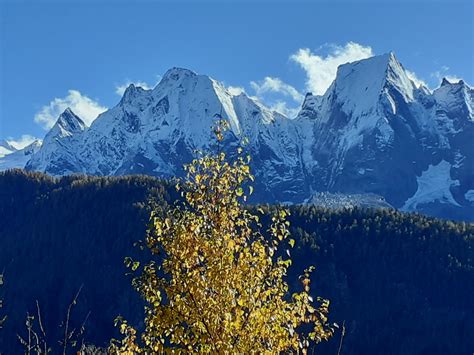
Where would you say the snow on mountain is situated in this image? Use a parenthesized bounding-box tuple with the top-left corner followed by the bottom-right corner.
(26, 108, 86, 174)
(432, 79, 474, 138)
(0, 140, 41, 171)
(0, 140, 17, 158)
(309, 52, 418, 156)
(465, 190, 474, 204)
(295, 52, 473, 219)
(79, 68, 274, 174)
(434, 78, 473, 119)
(25, 68, 306, 202)
(19, 54, 474, 220)
(332, 52, 415, 118)
(402, 160, 460, 210)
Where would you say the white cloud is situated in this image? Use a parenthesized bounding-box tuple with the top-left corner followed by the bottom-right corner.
(34, 90, 107, 130)
(227, 86, 246, 96)
(444, 76, 463, 84)
(6, 134, 41, 150)
(290, 42, 374, 95)
(268, 101, 301, 118)
(250, 77, 304, 102)
(115, 76, 162, 96)
(406, 70, 429, 90)
(247, 77, 303, 118)
(249, 43, 373, 115)
(115, 81, 152, 96)
(431, 66, 463, 86)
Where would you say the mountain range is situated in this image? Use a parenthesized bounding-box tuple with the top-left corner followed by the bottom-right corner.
(2, 52, 473, 220)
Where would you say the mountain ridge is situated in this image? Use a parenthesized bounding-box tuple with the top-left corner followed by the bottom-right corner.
(3, 53, 473, 220)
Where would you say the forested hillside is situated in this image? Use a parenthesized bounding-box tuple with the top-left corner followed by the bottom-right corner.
(0, 170, 472, 354)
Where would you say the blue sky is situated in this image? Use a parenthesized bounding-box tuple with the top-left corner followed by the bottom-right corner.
(1, 0, 473, 147)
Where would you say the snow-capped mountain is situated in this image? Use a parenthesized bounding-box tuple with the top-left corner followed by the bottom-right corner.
(26, 108, 86, 174)
(9, 53, 474, 220)
(0, 140, 42, 171)
(27, 68, 306, 202)
(0, 140, 17, 157)
(297, 53, 473, 220)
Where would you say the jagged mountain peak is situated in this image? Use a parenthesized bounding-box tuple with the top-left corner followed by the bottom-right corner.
(297, 93, 321, 120)
(55, 108, 86, 133)
(441, 77, 452, 86)
(160, 67, 197, 83)
(438, 78, 472, 93)
(119, 83, 151, 107)
(438, 78, 474, 90)
(26, 109, 85, 175)
(440, 77, 464, 87)
(123, 82, 148, 95)
(335, 52, 394, 82)
(436, 78, 471, 93)
(434, 76, 474, 121)
(312, 52, 419, 126)
(332, 52, 416, 115)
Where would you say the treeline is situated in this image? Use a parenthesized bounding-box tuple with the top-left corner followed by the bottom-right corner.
(282, 206, 473, 354)
(0, 169, 472, 354)
(0, 170, 177, 352)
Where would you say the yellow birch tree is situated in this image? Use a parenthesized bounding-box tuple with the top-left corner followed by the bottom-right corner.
(110, 120, 333, 353)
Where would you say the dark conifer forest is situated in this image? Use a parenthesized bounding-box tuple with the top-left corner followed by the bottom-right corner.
(0, 169, 472, 354)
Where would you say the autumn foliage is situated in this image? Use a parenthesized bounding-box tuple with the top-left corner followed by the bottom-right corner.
(110, 120, 333, 353)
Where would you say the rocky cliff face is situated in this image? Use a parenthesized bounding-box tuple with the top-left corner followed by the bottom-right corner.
(11, 54, 474, 220)
(295, 53, 473, 219)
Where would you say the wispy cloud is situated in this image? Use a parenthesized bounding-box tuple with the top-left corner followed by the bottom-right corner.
(115, 81, 151, 96)
(227, 86, 246, 96)
(431, 66, 462, 86)
(444, 76, 463, 84)
(406, 70, 429, 89)
(267, 101, 301, 118)
(290, 42, 374, 95)
(247, 77, 303, 117)
(250, 77, 304, 102)
(34, 90, 107, 129)
(246, 42, 373, 116)
(6, 134, 40, 150)
(115, 76, 162, 96)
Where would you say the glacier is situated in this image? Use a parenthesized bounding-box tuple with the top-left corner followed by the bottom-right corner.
(402, 160, 461, 210)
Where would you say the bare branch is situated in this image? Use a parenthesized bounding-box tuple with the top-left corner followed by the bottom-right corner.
(337, 321, 346, 355)
(36, 300, 49, 354)
(62, 284, 83, 355)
